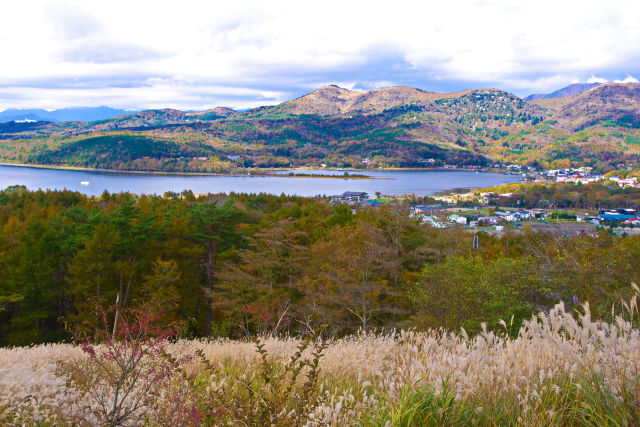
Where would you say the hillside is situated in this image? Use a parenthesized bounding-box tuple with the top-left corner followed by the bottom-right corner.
(524, 82, 601, 101)
(268, 85, 466, 116)
(552, 83, 640, 130)
(487, 83, 640, 168)
(0, 83, 638, 172)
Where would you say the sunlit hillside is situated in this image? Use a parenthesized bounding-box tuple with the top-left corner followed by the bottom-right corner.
(0, 83, 638, 173)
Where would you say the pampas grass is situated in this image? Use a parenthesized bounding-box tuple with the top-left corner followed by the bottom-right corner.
(1, 291, 640, 425)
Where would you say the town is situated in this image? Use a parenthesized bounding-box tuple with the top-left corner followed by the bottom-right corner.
(328, 180, 640, 236)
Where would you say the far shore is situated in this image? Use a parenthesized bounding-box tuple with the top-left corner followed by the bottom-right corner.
(271, 165, 514, 174)
(0, 162, 511, 178)
(0, 162, 222, 176)
(0, 162, 381, 179)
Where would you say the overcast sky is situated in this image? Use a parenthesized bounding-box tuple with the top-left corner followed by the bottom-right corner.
(1, 0, 639, 111)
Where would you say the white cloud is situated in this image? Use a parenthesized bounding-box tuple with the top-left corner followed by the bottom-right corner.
(587, 74, 609, 84)
(0, 0, 639, 109)
(0, 81, 286, 111)
(614, 76, 640, 83)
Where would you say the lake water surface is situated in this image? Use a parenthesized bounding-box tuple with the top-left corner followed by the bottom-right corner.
(0, 165, 522, 196)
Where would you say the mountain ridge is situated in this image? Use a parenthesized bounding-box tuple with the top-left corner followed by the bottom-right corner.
(0, 82, 638, 173)
(0, 106, 139, 124)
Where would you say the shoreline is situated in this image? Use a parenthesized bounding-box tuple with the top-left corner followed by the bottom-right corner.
(0, 162, 223, 176)
(270, 166, 521, 175)
(0, 162, 513, 178)
(0, 162, 377, 179)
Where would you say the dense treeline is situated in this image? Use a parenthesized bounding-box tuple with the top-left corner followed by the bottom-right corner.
(0, 187, 639, 346)
(478, 181, 640, 209)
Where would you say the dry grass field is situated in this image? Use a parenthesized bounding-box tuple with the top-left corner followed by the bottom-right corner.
(1, 292, 639, 426)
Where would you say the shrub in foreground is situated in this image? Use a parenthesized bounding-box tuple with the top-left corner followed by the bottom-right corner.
(64, 304, 202, 426)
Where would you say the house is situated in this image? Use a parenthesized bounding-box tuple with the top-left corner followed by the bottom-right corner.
(477, 216, 501, 226)
(530, 209, 547, 218)
(495, 211, 516, 222)
(609, 176, 638, 187)
(479, 192, 496, 204)
(342, 191, 368, 201)
(623, 217, 640, 226)
(515, 210, 533, 220)
(449, 214, 467, 225)
(330, 191, 369, 203)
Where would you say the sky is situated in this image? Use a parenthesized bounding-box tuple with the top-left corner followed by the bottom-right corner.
(0, 0, 639, 111)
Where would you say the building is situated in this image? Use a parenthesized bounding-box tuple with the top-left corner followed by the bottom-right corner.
(477, 216, 501, 226)
(495, 211, 516, 222)
(449, 214, 468, 225)
(342, 191, 368, 201)
(330, 191, 369, 203)
(598, 209, 637, 222)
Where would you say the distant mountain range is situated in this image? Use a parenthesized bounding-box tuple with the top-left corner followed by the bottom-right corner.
(0, 82, 638, 173)
(0, 107, 138, 123)
(0, 82, 617, 122)
(524, 83, 602, 101)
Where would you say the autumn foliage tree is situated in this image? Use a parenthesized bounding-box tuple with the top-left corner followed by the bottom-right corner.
(302, 221, 394, 332)
(68, 304, 200, 426)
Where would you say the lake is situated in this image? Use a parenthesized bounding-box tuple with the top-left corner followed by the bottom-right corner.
(0, 165, 523, 197)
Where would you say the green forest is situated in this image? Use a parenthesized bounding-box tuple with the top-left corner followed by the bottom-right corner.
(1, 186, 638, 346)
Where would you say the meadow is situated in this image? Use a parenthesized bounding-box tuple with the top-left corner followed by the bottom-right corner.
(1, 290, 639, 426)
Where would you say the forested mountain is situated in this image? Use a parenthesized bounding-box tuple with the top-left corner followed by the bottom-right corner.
(0, 83, 638, 172)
